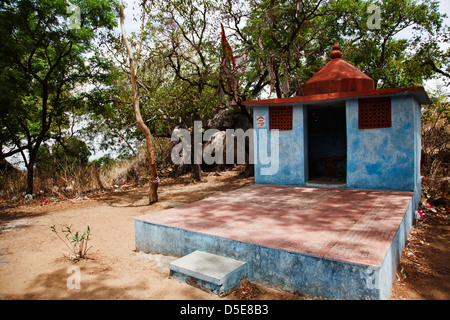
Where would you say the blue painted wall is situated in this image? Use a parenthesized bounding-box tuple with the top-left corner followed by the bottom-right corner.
(252, 95, 421, 194)
(253, 105, 307, 185)
(413, 97, 422, 207)
(346, 96, 419, 191)
(135, 217, 387, 299)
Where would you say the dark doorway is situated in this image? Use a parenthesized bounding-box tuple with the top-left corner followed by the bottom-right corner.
(307, 105, 346, 185)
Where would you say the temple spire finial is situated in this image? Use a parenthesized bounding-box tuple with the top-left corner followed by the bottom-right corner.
(330, 42, 342, 59)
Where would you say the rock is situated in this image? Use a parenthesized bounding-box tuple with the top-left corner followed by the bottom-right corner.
(207, 109, 234, 130)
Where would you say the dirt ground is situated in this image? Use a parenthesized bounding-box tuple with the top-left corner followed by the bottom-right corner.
(0, 168, 449, 300)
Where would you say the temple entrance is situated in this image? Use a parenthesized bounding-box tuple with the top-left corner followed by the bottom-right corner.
(306, 104, 347, 186)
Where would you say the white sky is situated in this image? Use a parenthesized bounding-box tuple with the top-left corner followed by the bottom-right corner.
(116, 0, 142, 35)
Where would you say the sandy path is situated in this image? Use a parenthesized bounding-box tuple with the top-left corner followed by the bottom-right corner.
(0, 196, 212, 299)
(0, 172, 302, 300)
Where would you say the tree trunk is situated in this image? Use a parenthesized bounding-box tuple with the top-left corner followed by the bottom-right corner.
(119, 0, 158, 204)
(191, 114, 202, 182)
(192, 163, 202, 182)
(94, 166, 105, 190)
(240, 162, 254, 177)
(25, 147, 39, 195)
(146, 139, 159, 204)
(131, 66, 158, 204)
(191, 129, 202, 182)
(26, 161, 34, 195)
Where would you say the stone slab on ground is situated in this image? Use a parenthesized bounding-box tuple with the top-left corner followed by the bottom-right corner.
(169, 250, 247, 296)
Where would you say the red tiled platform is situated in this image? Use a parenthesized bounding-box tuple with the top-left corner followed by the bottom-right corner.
(136, 184, 413, 267)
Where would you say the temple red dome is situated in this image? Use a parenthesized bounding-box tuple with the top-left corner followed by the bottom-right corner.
(302, 43, 375, 96)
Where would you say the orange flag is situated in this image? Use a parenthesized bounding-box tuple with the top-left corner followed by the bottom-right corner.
(221, 24, 236, 69)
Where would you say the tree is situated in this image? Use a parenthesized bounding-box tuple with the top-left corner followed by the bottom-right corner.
(152, 0, 222, 181)
(341, 0, 446, 88)
(406, 26, 450, 85)
(90, 1, 220, 182)
(222, 0, 352, 100)
(119, 0, 159, 203)
(221, 0, 448, 97)
(35, 137, 91, 174)
(0, 0, 118, 194)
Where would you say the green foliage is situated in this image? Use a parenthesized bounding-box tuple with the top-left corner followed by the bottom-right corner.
(54, 138, 92, 165)
(341, 0, 446, 88)
(2, 0, 449, 189)
(35, 138, 92, 174)
(51, 224, 93, 260)
(82, 0, 449, 175)
(35, 144, 53, 173)
(220, 0, 448, 98)
(144, 0, 220, 130)
(0, 0, 119, 193)
(91, 155, 117, 171)
(422, 90, 450, 124)
(89, 0, 221, 150)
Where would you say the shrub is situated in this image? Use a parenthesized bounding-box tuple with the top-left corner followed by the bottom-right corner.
(51, 225, 93, 261)
(421, 91, 450, 198)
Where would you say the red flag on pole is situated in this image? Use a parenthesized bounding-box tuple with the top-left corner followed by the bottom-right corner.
(221, 24, 236, 69)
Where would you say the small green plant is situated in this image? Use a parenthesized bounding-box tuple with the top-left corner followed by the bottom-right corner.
(51, 225, 92, 260)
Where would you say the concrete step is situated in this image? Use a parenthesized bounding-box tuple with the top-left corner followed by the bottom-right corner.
(169, 250, 247, 296)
